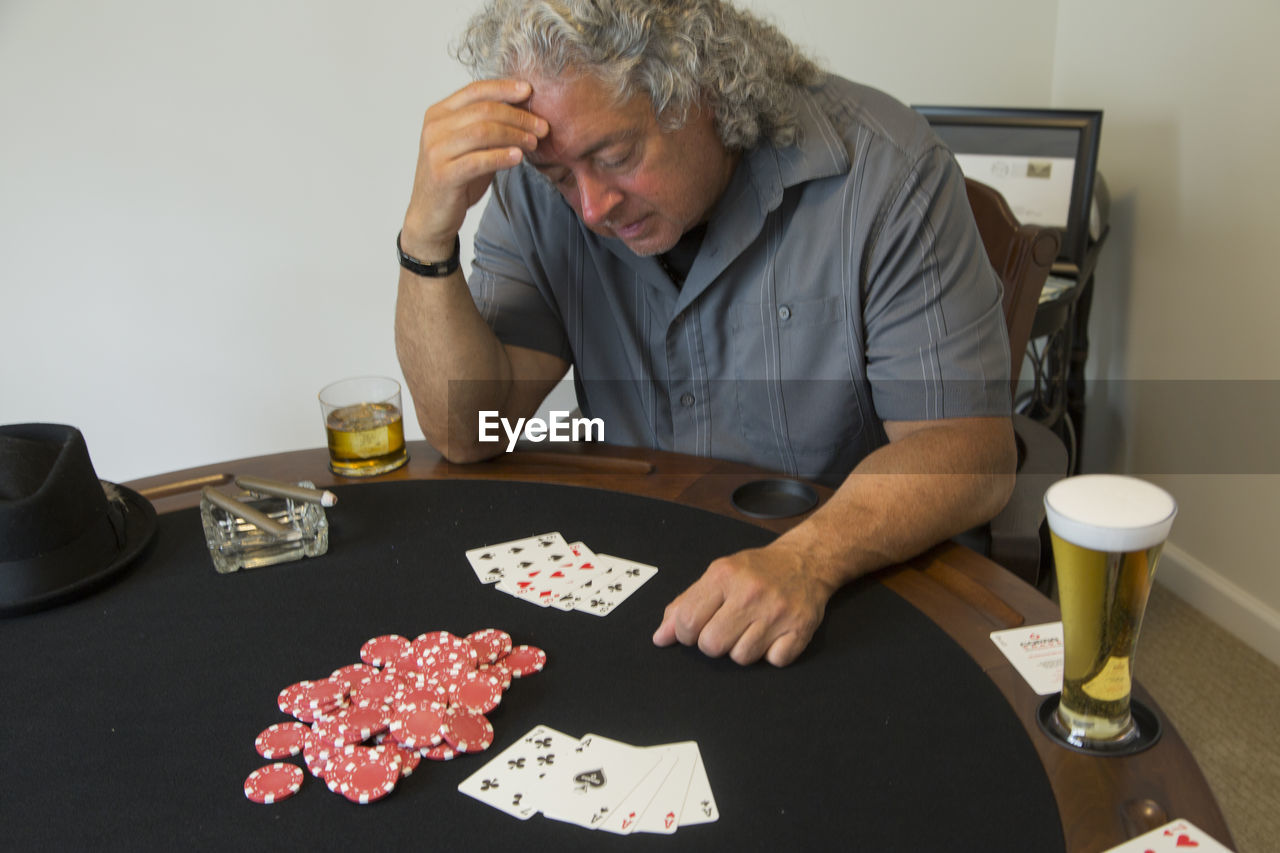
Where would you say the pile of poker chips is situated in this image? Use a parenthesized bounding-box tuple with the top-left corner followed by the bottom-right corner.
(242, 628, 547, 805)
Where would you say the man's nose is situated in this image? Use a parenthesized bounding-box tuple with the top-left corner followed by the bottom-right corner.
(576, 171, 623, 228)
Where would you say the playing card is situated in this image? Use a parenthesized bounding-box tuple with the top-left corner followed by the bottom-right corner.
(456, 724, 577, 819)
(539, 733, 664, 829)
(990, 622, 1064, 696)
(571, 554, 658, 617)
(465, 532, 569, 585)
(678, 747, 718, 826)
(597, 747, 680, 835)
(496, 541, 602, 608)
(633, 741, 700, 834)
(1100, 818, 1232, 852)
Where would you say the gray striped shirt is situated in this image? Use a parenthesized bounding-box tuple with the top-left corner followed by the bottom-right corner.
(469, 75, 1010, 485)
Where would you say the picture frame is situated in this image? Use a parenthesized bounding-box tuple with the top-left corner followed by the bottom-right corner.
(912, 106, 1103, 267)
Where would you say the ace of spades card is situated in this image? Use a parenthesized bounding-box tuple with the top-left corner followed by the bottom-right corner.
(538, 733, 663, 829)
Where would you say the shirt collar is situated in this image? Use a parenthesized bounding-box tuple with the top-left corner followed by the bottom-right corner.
(743, 84, 851, 213)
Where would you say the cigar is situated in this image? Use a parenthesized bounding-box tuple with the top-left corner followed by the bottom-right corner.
(202, 487, 301, 540)
(137, 473, 234, 500)
(234, 475, 338, 507)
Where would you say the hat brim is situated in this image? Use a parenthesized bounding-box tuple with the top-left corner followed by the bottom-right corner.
(0, 482, 157, 617)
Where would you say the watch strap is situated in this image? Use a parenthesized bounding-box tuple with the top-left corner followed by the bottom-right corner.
(397, 231, 460, 278)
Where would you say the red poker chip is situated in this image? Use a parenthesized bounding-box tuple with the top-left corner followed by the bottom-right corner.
(313, 702, 392, 748)
(351, 671, 403, 708)
(279, 678, 347, 714)
(419, 658, 472, 690)
(396, 683, 447, 713)
(390, 643, 426, 674)
(440, 707, 494, 754)
(504, 645, 547, 678)
(478, 660, 512, 690)
(465, 628, 513, 664)
(387, 705, 446, 750)
(412, 632, 478, 670)
(310, 717, 349, 750)
(330, 663, 378, 694)
(254, 722, 310, 759)
(448, 670, 503, 714)
(290, 699, 348, 725)
(327, 746, 400, 804)
(360, 634, 411, 668)
(372, 735, 422, 777)
(277, 681, 312, 715)
(339, 741, 402, 771)
(339, 702, 392, 741)
(302, 731, 336, 779)
(419, 742, 458, 761)
(244, 762, 304, 804)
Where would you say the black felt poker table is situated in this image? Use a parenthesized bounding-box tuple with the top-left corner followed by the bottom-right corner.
(0, 444, 1234, 851)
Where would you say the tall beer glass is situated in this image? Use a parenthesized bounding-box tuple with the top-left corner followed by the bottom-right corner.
(1043, 475, 1176, 752)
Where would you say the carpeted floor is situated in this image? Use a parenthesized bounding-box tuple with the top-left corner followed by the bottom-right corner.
(1137, 583, 1280, 853)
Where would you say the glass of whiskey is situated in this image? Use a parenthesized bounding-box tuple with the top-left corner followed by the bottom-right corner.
(318, 376, 409, 477)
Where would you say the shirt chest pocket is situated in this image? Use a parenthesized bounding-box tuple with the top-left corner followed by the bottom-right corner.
(727, 295, 865, 453)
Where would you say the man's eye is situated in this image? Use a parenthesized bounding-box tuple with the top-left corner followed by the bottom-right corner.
(598, 148, 635, 170)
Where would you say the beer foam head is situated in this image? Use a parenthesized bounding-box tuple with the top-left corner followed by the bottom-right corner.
(1044, 475, 1177, 551)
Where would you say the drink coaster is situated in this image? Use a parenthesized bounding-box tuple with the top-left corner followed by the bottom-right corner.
(730, 479, 819, 519)
(1036, 694, 1162, 756)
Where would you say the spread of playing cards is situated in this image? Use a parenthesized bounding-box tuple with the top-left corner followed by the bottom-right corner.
(466, 531, 658, 615)
(459, 725, 718, 834)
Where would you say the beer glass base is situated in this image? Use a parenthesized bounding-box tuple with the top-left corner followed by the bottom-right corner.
(1036, 695, 1162, 756)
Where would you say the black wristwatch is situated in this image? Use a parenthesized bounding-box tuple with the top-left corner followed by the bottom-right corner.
(397, 231, 460, 277)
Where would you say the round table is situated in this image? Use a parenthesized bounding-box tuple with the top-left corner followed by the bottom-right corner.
(0, 441, 1233, 851)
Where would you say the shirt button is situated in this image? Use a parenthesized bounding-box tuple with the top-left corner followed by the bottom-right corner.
(778, 305, 792, 320)
(680, 393, 695, 407)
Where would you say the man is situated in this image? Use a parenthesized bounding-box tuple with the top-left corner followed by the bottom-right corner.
(395, 0, 1016, 667)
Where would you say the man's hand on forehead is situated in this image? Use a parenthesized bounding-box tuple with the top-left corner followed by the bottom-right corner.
(402, 77, 550, 256)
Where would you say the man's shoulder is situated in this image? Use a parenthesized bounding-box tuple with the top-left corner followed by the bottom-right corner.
(806, 74, 941, 166)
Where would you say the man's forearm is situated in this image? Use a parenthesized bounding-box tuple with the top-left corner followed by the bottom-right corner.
(772, 416, 1018, 589)
(394, 263, 517, 462)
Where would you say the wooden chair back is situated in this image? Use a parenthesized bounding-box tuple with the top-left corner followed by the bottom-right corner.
(964, 178, 1061, 396)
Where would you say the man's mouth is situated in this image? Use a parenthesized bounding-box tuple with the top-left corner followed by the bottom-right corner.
(614, 215, 650, 239)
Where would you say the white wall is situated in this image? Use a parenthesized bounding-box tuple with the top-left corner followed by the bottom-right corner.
(5, 1, 1276, 655)
(1, 0, 476, 479)
(1053, 0, 1280, 662)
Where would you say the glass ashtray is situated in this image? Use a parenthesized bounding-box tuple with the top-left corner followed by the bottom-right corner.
(200, 481, 329, 574)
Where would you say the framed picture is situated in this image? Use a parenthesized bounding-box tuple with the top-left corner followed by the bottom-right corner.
(912, 106, 1103, 266)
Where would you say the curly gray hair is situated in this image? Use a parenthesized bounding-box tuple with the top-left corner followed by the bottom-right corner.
(454, 0, 823, 150)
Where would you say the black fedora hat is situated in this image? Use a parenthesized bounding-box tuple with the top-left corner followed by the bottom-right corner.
(0, 423, 156, 616)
